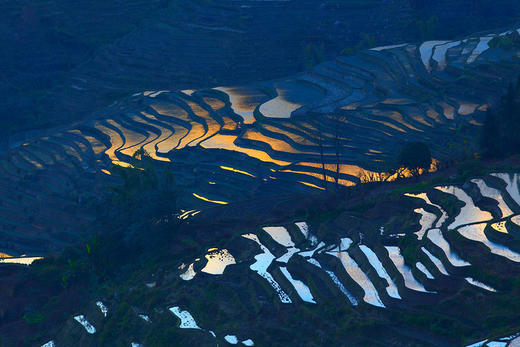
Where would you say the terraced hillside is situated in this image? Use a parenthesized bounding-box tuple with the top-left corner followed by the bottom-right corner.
(27, 171, 520, 346)
(4, 0, 520, 140)
(3, 27, 520, 256)
(2, 0, 409, 138)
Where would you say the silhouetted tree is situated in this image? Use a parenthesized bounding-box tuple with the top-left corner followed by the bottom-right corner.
(397, 142, 432, 177)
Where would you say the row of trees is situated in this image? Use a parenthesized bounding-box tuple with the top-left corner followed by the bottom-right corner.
(314, 112, 433, 190)
(480, 78, 520, 158)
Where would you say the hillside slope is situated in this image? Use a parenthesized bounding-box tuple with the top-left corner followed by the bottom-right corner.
(2, 27, 520, 255)
(2, 170, 520, 346)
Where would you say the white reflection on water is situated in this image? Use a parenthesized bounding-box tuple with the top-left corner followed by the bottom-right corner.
(432, 41, 461, 70)
(435, 186, 492, 229)
(416, 262, 434, 279)
(0, 256, 43, 266)
(96, 301, 108, 317)
(74, 315, 96, 334)
(262, 226, 300, 263)
(259, 91, 302, 119)
(325, 269, 358, 306)
(465, 277, 497, 292)
(467, 36, 493, 64)
(279, 267, 316, 304)
(304, 255, 357, 305)
(224, 335, 238, 344)
(298, 242, 325, 258)
(180, 263, 197, 281)
(404, 193, 447, 228)
(426, 229, 470, 267)
(421, 247, 450, 275)
(359, 245, 401, 299)
(263, 226, 295, 247)
(457, 223, 520, 262)
(512, 215, 520, 227)
(295, 221, 309, 239)
(414, 208, 437, 240)
(241, 234, 292, 303)
(370, 43, 408, 51)
(327, 244, 385, 307)
(491, 173, 520, 205)
(242, 339, 255, 346)
(169, 306, 201, 329)
(385, 246, 434, 293)
(419, 40, 450, 72)
(471, 178, 514, 218)
(139, 314, 151, 323)
(201, 249, 236, 275)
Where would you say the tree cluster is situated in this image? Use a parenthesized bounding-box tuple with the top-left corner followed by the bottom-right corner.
(359, 142, 432, 184)
(397, 142, 432, 177)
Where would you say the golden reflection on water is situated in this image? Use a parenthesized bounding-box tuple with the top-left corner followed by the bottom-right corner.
(202, 97, 226, 111)
(19, 152, 43, 169)
(213, 86, 264, 124)
(278, 169, 355, 187)
(242, 129, 319, 154)
(106, 119, 147, 156)
(297, 162, 371, 177)
(93, 122, 123, 162)
(112, 160, 134, 168)
(157, 123, 189, 153)
(129, 114, 171, 162)
(200, 134, 290, 166)
(438, 102, 455, 119)
(259, 88, 303, 119)
(370, 110, 423, 132)
(260, 124, 318, 146)
(192, 193, 228, 205)
(408, 112, 434, 127)
(362, 115, 407, 133)
(149, 102, 190, 121)
(178, 122, 205, 148)
(298, 181, 326, 190)
(219, 166, 256, 178)
(73, 131, 106, 155)
(426, 108, 442, 123)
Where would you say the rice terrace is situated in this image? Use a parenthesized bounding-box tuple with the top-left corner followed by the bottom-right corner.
(1, 0, 520, 346)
